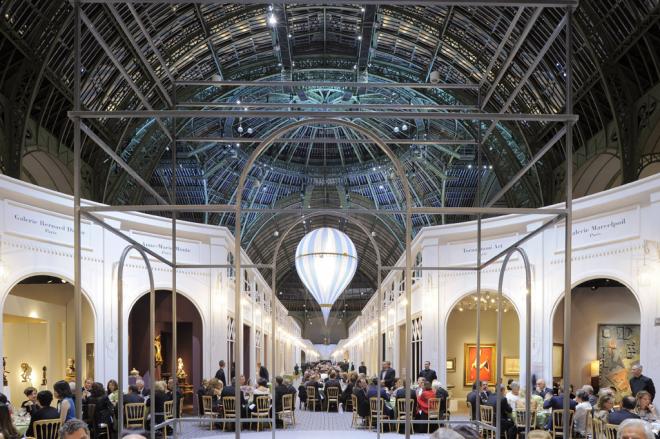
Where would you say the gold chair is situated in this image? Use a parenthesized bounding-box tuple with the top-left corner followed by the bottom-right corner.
(31, 419, 61, 439)
(604, 424, 618, 439)
(396, 398, 415, 434)
(222, 396, 237, 432)
(277, 393, 295, 429)
(201, 395, 218, 430)
(124, 402, 146, 429)
(527, 430, 552, 439)
(480, 405, 495, 439)
(551, 410, 574, 439)
(306, 386, 317, 411)
(250, 395, 271, 432)
(515, 409, 537, 438)
(428, 397, 441, 433)
(326, 387, 340, 412)
(592, 417, 604, 439)
(345, 392, 354, 412)
(369, 397, 390, 433)
(351, 394, 361, 428)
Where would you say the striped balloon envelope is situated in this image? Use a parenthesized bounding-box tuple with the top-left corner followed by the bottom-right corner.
(295, 227, 358, 324)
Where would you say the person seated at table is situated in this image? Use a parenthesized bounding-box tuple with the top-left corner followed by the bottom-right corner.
(25, 391, 59, 438)
(305, 375, 322, 410)
(54, 380, 76, 424)
(221, 377, 247, 417)
(543, 386, 576, 429)
(353, 378, 370, 420)
(340, 374, 356, 410)
(124, 384, 145, 404)
(594, 394, 615, 424)
(506, 382, 521, 409)
(146, 381, 168, 430)
(86, 382, 114, 438)
(283, 377, 297, 410)
(21, 387, 39, 416)
(433, 380, 450, 416)
(634, 391, 658, 422)
(487, 384, 517, 439)
(618, 418, 656, 439)
(253, 378, 270, 396)
(608, 396, 641, 425)
(533, 379, 553, 399)
(395, 378, 417, 413)
(325, 371, 342, 392)
(416, 380, 436, 433)
(274, 376, 294, 428)
(466, 382, 479, 420)
(106, 379, 119, 406)
(206, 378, 224, 413)
(197, 379, 208, 415)
(582, 385, 598, 407)
(0, 402, 19, 439)
(573, 389, 592, 438)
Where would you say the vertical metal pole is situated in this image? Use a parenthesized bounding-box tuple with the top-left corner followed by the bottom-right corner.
(171, 81, 179, 438)
(562, 6, 574, 439)
(376, 271, 382, 438)
(271, 266, 277, 437)
(118, 261, 124, 438)
(524, 253, 532, 437)
(150, 267, 156, 439)
(404, 211, 412, 439)
(475, 90, 483, 431)
(72, 0, 83, 420)
(234, 207, 242, 438)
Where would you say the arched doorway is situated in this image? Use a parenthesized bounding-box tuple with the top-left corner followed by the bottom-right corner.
(552, 278, 640, 397)
(128, 290, 203, 413)
(446, 291, 520, 412)
(2, 275, 95, 397)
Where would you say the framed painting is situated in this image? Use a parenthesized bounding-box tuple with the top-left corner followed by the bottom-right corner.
(552, 344, 563, 379)
(446, 358, 456, 372)
(597, 324, 640, 398)
(503, 357, 520, 375)
(464, 343, 496, 386)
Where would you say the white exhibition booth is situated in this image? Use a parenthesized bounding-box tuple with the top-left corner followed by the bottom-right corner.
(341, 173, 660, 404)
(1, 172, 659, 407)
(0, 175, 314, 400)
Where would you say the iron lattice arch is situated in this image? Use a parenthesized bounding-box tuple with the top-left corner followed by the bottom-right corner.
(1, 1, 659, 319)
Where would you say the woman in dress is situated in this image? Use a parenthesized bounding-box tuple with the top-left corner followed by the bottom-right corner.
(53, 380, 75, 424)
(0, 403, 19, 439)
(21, 387, 39, 416)
(106, 379, 119, 405)
(87, 382, 114, 439)
(634, 390, 657, 422)
(593, 394, 615, 423)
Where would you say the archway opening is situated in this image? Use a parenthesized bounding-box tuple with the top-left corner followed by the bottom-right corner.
(128, 290, 203, 414)
(552, 278, 640, 397)
(446, 291, 520, 413)
(2, 275, 95, 397)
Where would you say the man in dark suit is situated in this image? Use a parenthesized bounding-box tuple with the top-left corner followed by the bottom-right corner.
(215, 360, 227, 386)
(325, 371, 342, 390)
(304, 375, 322, 410)
(358, 362, 367, 375)
(479, 381, 492, 405)
(274, 376, 292, 427)
(258, 362, 269, 382)
(136, 379, 149, 397)
(367, 377, 394, 418)
(629, 364, 655, 401)
(353, 378, 370, 419)
(487, 385, 517, 439)
(26, 390, 60, 438)
(543, 387, 577, 429)
(221, 378, 247, 417)
(607, 396, 640, 425)
(532, 378, 553, 399)
(380, 361, 396, 389)
(124, 384, 145, 403)
(466, 382, 479, 420)
(418, 361, 438, 383)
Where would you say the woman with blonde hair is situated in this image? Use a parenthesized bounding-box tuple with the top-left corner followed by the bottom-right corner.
(593, 394, 615, 423)
(634, 390, 657, 422)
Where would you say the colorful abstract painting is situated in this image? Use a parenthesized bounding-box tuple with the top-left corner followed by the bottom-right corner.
(464, 343, 496, 386)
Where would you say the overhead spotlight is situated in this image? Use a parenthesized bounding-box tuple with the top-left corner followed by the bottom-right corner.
(247, 127, 254, 135)
(274, 230, 280, 237)
(237, 125, 244, 133)
(360, 7, 365, 12)
(401, 123, 408, 131)
(467, 164, 472, 169)
(236, 99, 241, 104)
(378, 185, 384, 190)
(211, 74, 222, 82)
(288, 33, 292, 38)
(353, 64, 358, 70)
(371, 231, 376, 237)
(393, 126, 400, 133)
(267, 14, 277, 26)
(357, 35, 362, 41)
(429, 70, 440, 84)
(489, 165, 493, 169)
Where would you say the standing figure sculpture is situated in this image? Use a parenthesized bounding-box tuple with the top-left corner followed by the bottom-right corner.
(20, 363, 32, 383)
(176, 357, 187, 382)
(154, 334, 163, 367)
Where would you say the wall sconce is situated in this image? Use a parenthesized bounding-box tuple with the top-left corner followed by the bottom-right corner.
(590, 360, 600, 377)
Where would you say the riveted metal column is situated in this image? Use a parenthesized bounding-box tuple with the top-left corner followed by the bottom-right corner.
(270, 265, 277, 437)
(562, 6, 574, 439)
(73, 0, 83, 420)
(404, 210, 412, 439)
(171, 80, 179, 438)
(234, 200, 242, 438)
(475, 89, 483, 433)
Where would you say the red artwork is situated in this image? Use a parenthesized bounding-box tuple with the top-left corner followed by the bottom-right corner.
(464, 343, 497, 386)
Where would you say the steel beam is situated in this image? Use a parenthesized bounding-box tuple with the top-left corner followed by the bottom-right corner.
(178, 102, 477, 110)
(69, 109, 580, 122)
(194, 4, 224, 79)
(175, 80, 480, 89)
(480, 7, 525, 88)
(126, 3, 174, 83)
(424, 6, 454, 83)
(179, 136, 476, 145)
(357, 6, 378, 72)
(77, 0, 580, 6)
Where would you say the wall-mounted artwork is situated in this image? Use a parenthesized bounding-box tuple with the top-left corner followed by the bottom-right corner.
(552, 344, 563, 378)
(464, 343, 496, 386)
(597, 324, 640, 397)
(503, 357, 520, 375)
(446, 358, 456, 372)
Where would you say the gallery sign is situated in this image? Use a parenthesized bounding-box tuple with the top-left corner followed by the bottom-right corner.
(129, 230, 201, 264)
(446, 234, 520, 266)
(4, 200, 92, 249)
(555, 206, 640, 252)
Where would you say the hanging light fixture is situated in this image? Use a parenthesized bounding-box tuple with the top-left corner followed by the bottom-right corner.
(295, 228, 358, 324)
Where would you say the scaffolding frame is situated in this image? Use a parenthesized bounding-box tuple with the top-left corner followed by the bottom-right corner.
(68, 2, 577, 439)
